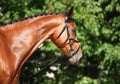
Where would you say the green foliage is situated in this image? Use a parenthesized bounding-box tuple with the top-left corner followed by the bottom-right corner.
(0, 0, 120, 84)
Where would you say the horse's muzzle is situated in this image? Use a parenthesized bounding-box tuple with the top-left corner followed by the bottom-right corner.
(69, 49, 82, 64)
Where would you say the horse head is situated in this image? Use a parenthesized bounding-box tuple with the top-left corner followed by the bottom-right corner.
(51, 7, 82, 64)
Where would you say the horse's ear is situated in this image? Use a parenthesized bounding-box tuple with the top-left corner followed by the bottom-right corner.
(67, 7, 73, 19)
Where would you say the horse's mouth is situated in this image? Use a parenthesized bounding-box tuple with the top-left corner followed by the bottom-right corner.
(69, 54, 82, 64)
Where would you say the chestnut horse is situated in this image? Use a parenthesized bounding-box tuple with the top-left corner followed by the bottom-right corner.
(0, 7, 82, 84)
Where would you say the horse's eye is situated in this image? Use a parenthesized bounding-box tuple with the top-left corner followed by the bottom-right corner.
(72, 29, 76, 35)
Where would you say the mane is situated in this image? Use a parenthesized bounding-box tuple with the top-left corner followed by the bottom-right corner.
(0, 13, 63, 27)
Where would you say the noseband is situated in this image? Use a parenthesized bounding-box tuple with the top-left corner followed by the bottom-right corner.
(54, 15, 80, 58)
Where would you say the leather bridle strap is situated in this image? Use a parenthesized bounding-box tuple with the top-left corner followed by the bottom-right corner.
(70, 46, 80, 58)
(58, 24, 70, 48)
(54, 25, 66, 40)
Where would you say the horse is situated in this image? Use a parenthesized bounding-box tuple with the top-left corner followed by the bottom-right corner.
(0, 7, 82, 84)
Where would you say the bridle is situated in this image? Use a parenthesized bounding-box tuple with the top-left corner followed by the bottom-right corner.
(53, 15, 80, 58)
(39, 15, 81, 72)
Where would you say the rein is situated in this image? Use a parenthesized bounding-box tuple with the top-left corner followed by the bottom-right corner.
(39, 55, 64, 72)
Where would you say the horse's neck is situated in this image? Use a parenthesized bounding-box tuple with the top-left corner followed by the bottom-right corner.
(1, 14, 63, 70)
